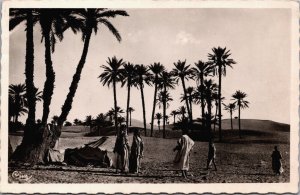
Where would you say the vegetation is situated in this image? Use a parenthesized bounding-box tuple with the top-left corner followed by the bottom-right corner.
(9, 8, 254, 167)
(208, 47, 236, 141)
(232, 90, 250, 138)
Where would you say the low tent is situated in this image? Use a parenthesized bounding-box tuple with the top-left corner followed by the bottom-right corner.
(64, 136, 113, 167)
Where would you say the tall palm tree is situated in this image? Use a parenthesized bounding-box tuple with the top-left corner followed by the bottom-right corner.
(232, 90, 249, 138)
(170, 110, 178, 124)
(58, 9, 129, 129)
(157, 90, 173, 138)
(99, 56, 125, 135)
(149, 62, 165, 137)
(10, 9, 38, 127)
(120, 62, 135, 133)
(203, 79, 218, 141)
(36, 9, 75, 124)
(155, 113, 162, 132)
(191, 60, 213, 120)
(133, 64, 151, 136)
(223, 103, 237, 131)
(208, 47, 236, 141)
(158, 71, 175, 138)
(128, 107, 135, 126)
(172, 60, 194, 124)
(9, 84, 27, 123)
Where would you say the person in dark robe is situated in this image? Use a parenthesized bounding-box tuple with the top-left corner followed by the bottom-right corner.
(113, 125, 130, 173)
(129, 129, 144, 173)
(271, 146, 283, 175)
(206, 141, 217, 171)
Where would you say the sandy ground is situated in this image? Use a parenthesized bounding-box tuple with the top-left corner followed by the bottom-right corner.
(9, 135, 289, 183)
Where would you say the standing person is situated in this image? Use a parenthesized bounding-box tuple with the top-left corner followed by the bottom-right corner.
(129, 129, 144, 174)
(271, 146, 283, 175)
(113, 125, 130, 173)
(173, 134, 194, 178)
(206, 141, 217, 171)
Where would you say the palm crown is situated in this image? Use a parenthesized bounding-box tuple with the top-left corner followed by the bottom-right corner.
(208, 47, 236, 76)
(172, 60, 194, 82)
(99, 56, 125, 87)
(232, 90, 249, 108)
(191, 60, 213, 85)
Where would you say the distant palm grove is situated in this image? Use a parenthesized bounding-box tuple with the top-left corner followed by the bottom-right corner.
(9, 8, 249, 165)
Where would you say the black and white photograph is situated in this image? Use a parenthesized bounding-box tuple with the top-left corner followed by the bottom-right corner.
(1, 0, 299, 193)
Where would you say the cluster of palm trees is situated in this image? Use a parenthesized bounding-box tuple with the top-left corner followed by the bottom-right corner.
(99, 47, 249, 140)
(9, 83, 42, 124)
(9, 8, 129, 164)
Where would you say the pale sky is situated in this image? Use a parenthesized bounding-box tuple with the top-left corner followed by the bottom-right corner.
(9, 8, 291, 124)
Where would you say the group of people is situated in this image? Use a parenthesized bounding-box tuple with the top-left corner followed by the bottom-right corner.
(113, 125, 144, 174)
(113, 124, 284, 177)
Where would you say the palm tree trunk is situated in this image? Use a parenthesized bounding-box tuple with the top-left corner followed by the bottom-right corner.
(238, 105, 241, 138)
(189, 97, 193, 120)
(41, 30, 55, 124)
(163, 86, 167, 138)
(140, 83, 147, 136)
(113, 79, 119, 135)
(200, 76, 205, 120)
(126, 81, 131, 134)
(129, 111, 132, 126)
(213, 102, 218, 132)
(58, 29, 92, 128)
(181, 78, 192, 127)
(150, 82, 158, 137)
(207, 98, 212, 142)
(218, 66, 222, 142)
(25, 10, 36, 128)
(173, 115, 176, 124)
(230, 110, 233, 130)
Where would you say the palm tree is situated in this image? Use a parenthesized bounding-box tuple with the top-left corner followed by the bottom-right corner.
(10, 9, 37, 127)
(109, 106, 125, 119)
(99, 56, 125, 135)
(170, 110, 178, 124)
(37, 9, 75, 125)
(58, 9, 129, 130)
(149, 62, 165, 137)
(133, 64, 151, 136)
(191, 60, 213, 120)
(157, 90, 173, 138)
(155, 113, 162, 132)
(84, 115, 93, 131)
(128, 107, 135, 126)
(106, 110, 114, 122)
(232, 90, 249, 138)
(171, 60, 194, 124)
(9, 84, 27, 123)
(52, 115, 59, 125)
(186, 87, 195, 120)
(223, 103, 237, 130)
(120, 62, 135, 133)
(177, 106, 187, 121)
(24, 87, 43, 108)
(208, 47, 236, 141)
(73, 118, 80, 125)
(212, 94, 224, 132)
(158, 71, 175, 138)
(203, 79, 218, 141)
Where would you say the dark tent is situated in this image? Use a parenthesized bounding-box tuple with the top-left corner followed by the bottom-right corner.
(64, 137, 112, 167)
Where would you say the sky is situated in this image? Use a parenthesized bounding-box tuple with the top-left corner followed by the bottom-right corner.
(9, 8, 291, 124)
